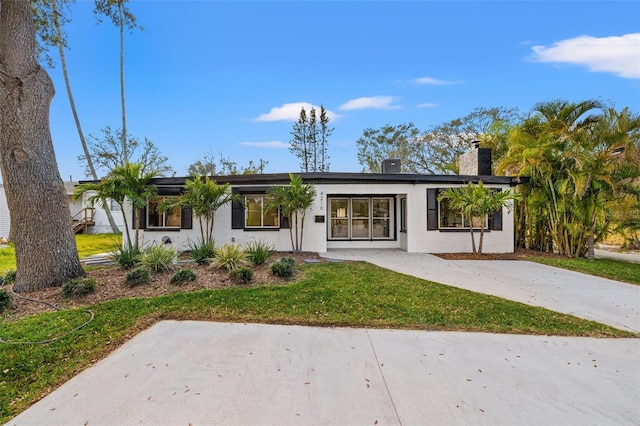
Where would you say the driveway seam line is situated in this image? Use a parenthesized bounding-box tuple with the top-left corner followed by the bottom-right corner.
(366, 329, 403, 426)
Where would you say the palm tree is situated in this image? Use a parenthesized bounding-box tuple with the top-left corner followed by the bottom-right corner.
(94, 0, 140, 163)
(438, 181, 518, 254)
(49, 0, 120, 233)
(497, 99, 606, 257)
(267, 174, 316, 253)
(160, 176, 242, 245)
(75, 162, 158, 250)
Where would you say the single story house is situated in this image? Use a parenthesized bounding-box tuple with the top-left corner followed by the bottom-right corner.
(121, 150, 520, 254)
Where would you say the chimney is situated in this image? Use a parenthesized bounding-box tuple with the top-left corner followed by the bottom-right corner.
(381, 159, 401, 174)
(458, 142, 492, 175)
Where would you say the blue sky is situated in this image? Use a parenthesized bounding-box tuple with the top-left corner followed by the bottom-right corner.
(46, 0, 640, 181)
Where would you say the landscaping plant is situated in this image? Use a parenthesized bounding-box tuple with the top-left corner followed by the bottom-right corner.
(125, 268, 151, 287)
(270, 257, 296, 278)
(213, 243, 248, 271)
(230, 267, 253, 284)
(170, 269, 197, 285)
(244, 239, 274, 265)
(61, 278, 96, 298)
(187, 239, 216, 265)
(140, 245, 177, 273)
(110, 244, 141, 269)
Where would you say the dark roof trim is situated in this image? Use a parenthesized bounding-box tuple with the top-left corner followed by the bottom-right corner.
(144, 173, 523, 187)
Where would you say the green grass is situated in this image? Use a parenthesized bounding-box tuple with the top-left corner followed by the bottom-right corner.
(0, 261, 632, 422)
(0, 234, 122, 273)
(527, 256, 640, 286)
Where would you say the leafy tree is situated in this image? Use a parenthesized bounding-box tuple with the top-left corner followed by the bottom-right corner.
(416, 107, 522, 174)
(75, 163, 159, 250)
(267, 174, 316, 253)
(0, 0, 84, 292)
(79, 126, 172, 177)
(160, 176, 241, 245)
(187, 150, 268, 176)
(93, 0, 141, 163)
(438, 181, 518, 254)
(356, 123, 420, 173)
(356, 108, 521, 174)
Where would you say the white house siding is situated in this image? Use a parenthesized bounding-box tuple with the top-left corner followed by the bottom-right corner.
(126, 176, 516, 254)
(0, 185, 10, 239)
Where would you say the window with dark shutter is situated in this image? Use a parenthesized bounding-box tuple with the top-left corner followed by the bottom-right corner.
(181, 207, 192, 229)
(426, 188, 438, 230)
(490, 188, 503, 231)
(231, 200, 244, 229)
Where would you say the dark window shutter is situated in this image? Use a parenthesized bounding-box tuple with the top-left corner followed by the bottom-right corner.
(427, 188, 438, 230)
(181, 207, 192, 229)
(231, 200, 244, 229)
(132, 205, 146, 229)
(280, 211, 290, 229)
(490, 188, 503, 231)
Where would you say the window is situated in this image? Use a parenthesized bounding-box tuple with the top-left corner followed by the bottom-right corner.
(147, 196, 181, 228)
(400, 198, 407, 232)
(427, 188, 501, 231)
(439, 198, 485, 229)
(328, 197, 393, 240)
(245, 195, 279, 228)
(109, 199, 121, 211)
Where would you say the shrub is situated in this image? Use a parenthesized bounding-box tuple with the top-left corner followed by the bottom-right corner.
(111, 245, 141, 269)
(1, 269, 16, 286)
(126, 268, 151, 287)
(188, 240, 216, 265)
(230, 267, 253, 284)
(244, 239, 274, 265)
(213, 243, 248, 271)
(141, 244, 177, 273)
(271, 257, 296, 278)
(61, 277, 96, 298)
(0, 289, 11, 313)
(171, 269, 197, 285)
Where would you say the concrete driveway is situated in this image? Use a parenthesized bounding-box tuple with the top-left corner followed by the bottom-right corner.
(322, 249, 640, 333)
(8, 321, 639, 426)
(8, 252, 640, 425)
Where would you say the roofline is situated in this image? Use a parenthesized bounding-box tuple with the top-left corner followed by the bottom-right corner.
(80, 172, 527, 187)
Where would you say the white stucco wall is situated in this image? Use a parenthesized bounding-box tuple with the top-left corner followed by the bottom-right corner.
(125, 181, 514, 254)
(0, 186, 10, 239)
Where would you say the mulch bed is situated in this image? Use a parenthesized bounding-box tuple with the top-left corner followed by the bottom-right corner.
(2, 252, 325, 321)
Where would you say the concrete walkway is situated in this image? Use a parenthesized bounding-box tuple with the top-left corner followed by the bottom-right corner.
(322, 249, 640, 333)
(8, 321, 639, 426)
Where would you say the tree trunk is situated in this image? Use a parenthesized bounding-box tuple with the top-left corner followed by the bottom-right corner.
(0, 0, 84, 292)
(119, 4, 128, 164)
(52, 0, 120, 233)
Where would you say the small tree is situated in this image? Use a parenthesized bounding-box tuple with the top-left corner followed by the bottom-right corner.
(267, 174, 316, 253)
(75, 162, 158, 250)
(160, 176, 241, 245)
(438, 181, 518, 254)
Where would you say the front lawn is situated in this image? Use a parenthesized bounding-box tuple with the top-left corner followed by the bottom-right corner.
(0, 233, 121, 273)
(526, 256, 640, 286)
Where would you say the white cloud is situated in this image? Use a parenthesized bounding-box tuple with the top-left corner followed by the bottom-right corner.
(254, 102, 339, 122)
(339, 96, 400, 111)
(417, 102, 438, 108)
(531, 33, 640, 79)
(412, 77, 462, 85)
(239, 141, 288, 149)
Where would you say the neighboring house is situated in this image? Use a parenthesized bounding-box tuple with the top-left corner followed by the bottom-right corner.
(0, 181, 125, 240)
(123, 150, 520, 254)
